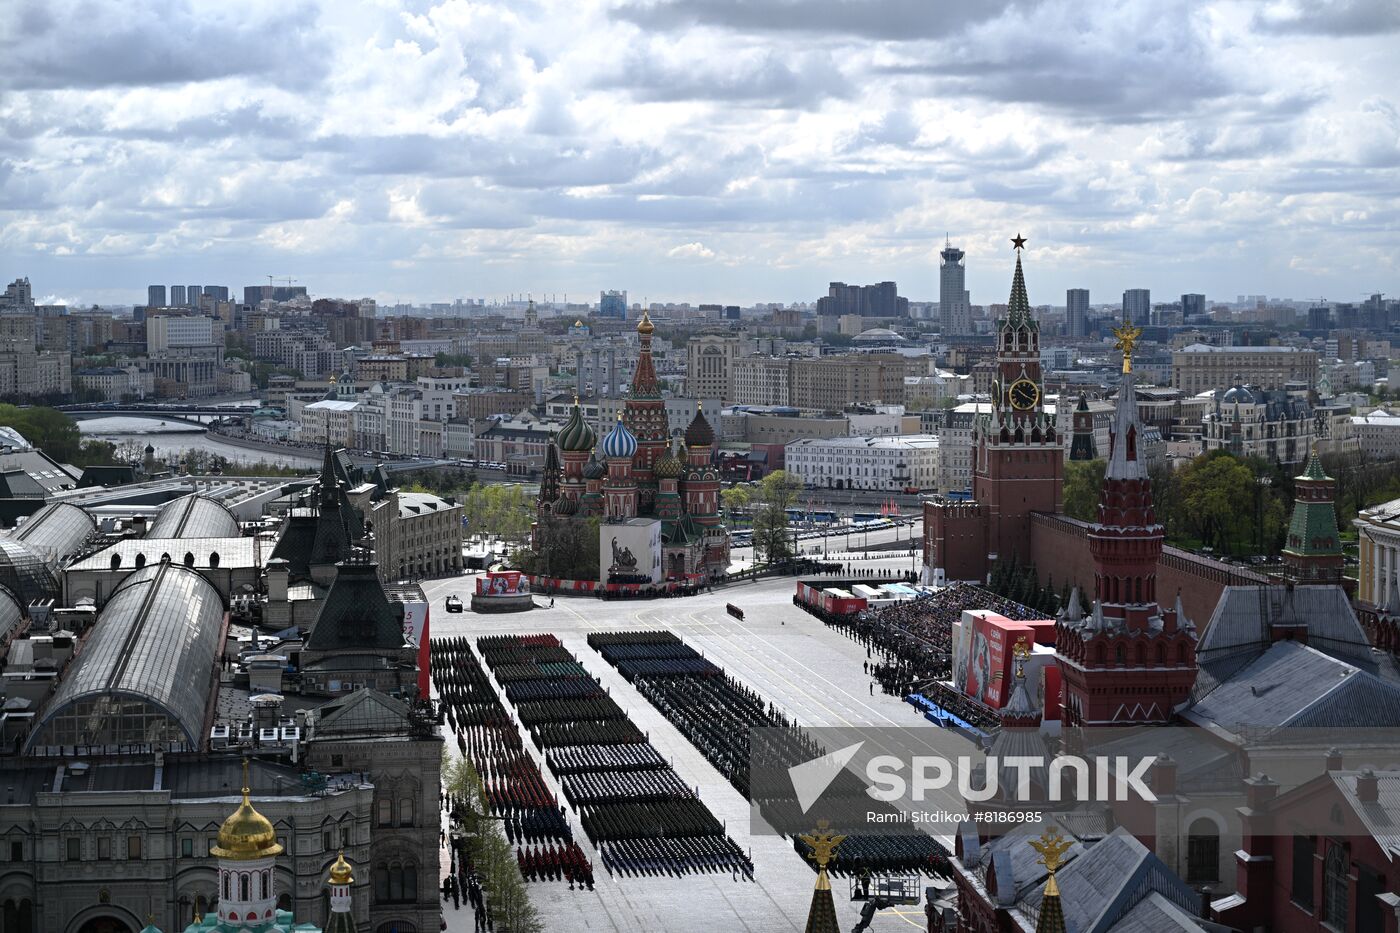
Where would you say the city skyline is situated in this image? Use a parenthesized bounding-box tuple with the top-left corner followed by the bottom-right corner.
(3, 1, 1398, 307)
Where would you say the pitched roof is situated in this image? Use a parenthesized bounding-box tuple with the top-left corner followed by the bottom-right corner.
(1196, 585, 1373, 670)
(316, 688, 412, 734)
(306, 560, 407, 653)
(1333, 770, 1400, 860)
(1021, 828, 1202, 933)
(1187, 640, 1400, 741)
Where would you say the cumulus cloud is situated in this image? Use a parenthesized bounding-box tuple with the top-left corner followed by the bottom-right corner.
(0, 0, 1396, 304)
(667, 241, 716, 260)
(0, 0, 328, 90)
(1254, 0, 1400, 36)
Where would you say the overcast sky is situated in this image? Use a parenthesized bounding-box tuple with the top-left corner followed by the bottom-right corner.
(2, 0, 1398, 308)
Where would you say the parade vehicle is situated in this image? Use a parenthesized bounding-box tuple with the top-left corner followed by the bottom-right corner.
(445, 594, 463, 613)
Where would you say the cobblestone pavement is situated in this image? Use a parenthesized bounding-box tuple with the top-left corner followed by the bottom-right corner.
(426, 564, 966, 932)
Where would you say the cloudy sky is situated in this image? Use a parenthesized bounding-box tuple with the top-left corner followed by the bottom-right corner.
(2, 0, 1398, 308)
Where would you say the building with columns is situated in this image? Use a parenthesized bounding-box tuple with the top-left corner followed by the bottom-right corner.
(1358, 498, 1400, 606)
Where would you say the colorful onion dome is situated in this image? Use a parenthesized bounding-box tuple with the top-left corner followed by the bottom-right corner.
(557, 400, 596, 452)
(601, 415, 638, 460)
(582, 456, 606, 480)
(685, 404, 715, 448)
(553, 497, 579, 516)
(654, 441, 684, 479)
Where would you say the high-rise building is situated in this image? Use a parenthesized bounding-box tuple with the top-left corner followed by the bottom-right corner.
(147, 285, 166, 307)
(940, 239, 972, 336)
(1066, 288, 1089, 337)
(204, 285, 230, 302)
(2, 277, 33, 312)
(1123, 288, 1151, 325)
(599, 290, 627, 319)
(169, 285, 186, 306)
(817, 281, 907, 318)
(187, 284, 202, 305)
(1181, 293, 1206, 322)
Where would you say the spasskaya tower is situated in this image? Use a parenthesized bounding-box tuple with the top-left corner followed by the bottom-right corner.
(923, 236, 1063, 583)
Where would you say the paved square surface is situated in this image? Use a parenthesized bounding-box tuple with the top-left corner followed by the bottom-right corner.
(425, 559, 968, 933)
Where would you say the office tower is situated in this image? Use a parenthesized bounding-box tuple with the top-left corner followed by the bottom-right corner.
(147, 285, 166, 307)
(939, 238, 971, 335)
(1123, 288, 1151, 325)
(816, 282, 907, 318)
(1181, 293, 1206, 322)
(204, 285, 230, 302)
(599, 290, 627, 319)
(169, 285, 186, 306)
(187, 285, 202, 305)
(1307, 304, 1332, 331)
(1066, 288, 1089, 337)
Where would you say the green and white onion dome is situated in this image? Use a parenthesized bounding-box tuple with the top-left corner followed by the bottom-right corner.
(557, 403, 597, 452)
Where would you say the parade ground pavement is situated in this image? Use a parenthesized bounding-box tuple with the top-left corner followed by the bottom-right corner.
(423, 557, 961, 933)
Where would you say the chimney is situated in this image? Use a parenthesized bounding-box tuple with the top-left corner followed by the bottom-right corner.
(1357, 768, 1379, 803)
(1245, 772, 1278, 810)
(1325, 747, 1343, 772)
(1151, 754, 1177, 796)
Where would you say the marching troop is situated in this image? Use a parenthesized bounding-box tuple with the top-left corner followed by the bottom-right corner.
(430, 635, 591, 907)
(477, 634, 755, 882)
(588, 630, 951, 882)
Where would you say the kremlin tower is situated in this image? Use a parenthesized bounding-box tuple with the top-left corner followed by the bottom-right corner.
(1282, 447, 1344, 585)
(924, 236, 1063, 584)
(1054, 323, 1197, 726)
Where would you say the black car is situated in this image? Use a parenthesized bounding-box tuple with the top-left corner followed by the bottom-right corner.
(445, 595, 463, 613)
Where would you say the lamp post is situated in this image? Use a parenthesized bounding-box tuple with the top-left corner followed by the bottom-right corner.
(1255, 475, 1273, 556)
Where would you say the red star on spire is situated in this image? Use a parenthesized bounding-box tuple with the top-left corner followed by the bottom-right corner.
(1011, 233, 1027, 251)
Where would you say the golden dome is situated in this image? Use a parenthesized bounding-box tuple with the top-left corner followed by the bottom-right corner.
(328, 849, 354, 886)
(637, 309, 654, 336)
(328, 373, 338, 384)
(211, 761, 283, 861)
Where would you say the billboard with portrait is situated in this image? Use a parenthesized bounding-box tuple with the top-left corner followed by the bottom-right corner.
(476, 571, 527, 596)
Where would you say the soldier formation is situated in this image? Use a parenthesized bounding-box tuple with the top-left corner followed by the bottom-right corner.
(589, 630, 949, 880)
(430, 636, 595, 899)
(477, 634, 754, 881)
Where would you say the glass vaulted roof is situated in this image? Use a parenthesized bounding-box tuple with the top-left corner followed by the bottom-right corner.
(0, 585, 22, 645)
(28, 561, 225, 753)
(0, 538, 58, 606)
(147, 493, 240, 538)
(9, 502, 95, 563)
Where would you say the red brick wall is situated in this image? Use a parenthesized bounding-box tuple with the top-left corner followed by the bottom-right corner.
(1029, 513, 1267, 628)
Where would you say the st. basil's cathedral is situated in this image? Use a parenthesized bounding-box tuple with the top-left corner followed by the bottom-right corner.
(534, 311, 730, 582)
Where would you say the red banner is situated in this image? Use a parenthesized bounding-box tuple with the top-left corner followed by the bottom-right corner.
(476, 571, 524, 596)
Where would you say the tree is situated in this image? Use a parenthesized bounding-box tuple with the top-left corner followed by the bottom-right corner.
(513, 515, 601, 581)
(0, 404, 115, 467)
(441, 751, 541, 933)
(752, 470, 803, 565)
(1062, 460, 1106, 522)
(1177, 452, 1257, 553)
(720, 485, 751, 521)
(435, 351, 473, 369)
(463, 484, 533, 545)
